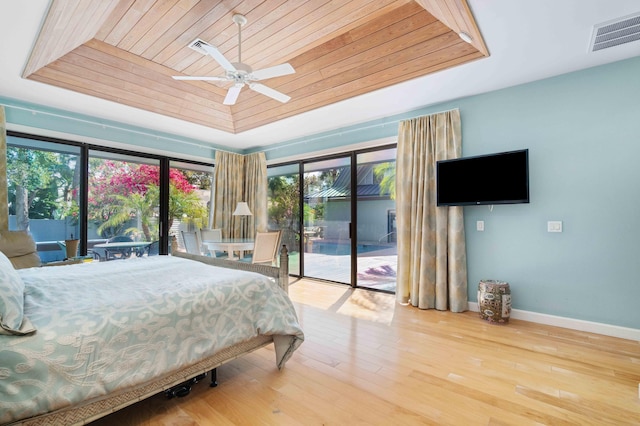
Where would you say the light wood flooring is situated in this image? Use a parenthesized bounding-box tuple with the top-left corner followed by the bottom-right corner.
(92, 278, 640, 425)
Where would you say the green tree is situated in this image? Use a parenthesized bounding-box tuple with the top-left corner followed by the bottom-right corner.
(374, 161, 396, 200)
(7, 147, 77, 230)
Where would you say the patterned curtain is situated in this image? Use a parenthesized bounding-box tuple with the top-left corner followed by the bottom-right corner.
(395, 109, 468, 312)
(0, 106, 7, 231)
(213, 150, 245, 238)
(244, 152, 267, 233)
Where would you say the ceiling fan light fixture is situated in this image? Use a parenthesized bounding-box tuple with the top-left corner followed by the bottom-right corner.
(172, 13, 295, 105)
(458, 31, 473, 43)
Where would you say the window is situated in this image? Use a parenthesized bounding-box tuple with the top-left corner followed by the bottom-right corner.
(7, 136, 81, 262)
(6, 131, 215, 262)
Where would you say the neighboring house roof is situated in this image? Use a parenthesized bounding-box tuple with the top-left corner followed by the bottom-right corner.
(306, 165, 391, 199)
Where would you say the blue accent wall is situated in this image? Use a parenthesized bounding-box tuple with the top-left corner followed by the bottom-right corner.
(3, 55, 639, 328)
(262, 56, 640, 329)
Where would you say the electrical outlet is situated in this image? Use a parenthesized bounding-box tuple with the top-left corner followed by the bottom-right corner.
(547, 221, 563, 232)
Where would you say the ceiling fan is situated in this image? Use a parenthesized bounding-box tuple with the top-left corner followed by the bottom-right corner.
(172, 14, 295, 106)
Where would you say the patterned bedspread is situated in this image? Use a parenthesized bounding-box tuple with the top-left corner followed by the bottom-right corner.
(0, 256, 304, 424)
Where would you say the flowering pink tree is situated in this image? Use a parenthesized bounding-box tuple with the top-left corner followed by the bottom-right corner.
(89, 161, 206, 240)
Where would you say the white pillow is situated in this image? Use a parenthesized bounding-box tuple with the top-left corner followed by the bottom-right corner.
(0, 251, 35, 335)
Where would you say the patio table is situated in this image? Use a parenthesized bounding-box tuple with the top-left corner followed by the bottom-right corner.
(93, 241, 152, 260)
(202, 238, 254, 260)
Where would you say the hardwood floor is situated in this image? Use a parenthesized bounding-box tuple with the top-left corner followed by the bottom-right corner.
(92, 278, 640, 425)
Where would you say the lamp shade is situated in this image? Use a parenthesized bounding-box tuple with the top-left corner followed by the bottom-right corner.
(233, 201, 253, 216)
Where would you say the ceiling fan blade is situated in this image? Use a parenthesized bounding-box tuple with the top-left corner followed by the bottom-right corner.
(251, 63, 295, 80)
(172, 75, 228, 81)
(200, 43, 236, 72)
(223, 84, 243, 105)
(249, 83, 291, 103)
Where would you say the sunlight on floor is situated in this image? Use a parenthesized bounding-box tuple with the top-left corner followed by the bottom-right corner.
(288, 278, 395, 325)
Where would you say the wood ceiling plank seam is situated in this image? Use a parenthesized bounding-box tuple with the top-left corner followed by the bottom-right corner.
(229, 0, 334, 71)
(29, 75, 236, 133)
(73, 45, 228, 112)
(118, 0, 183, 52)
(196, 0, 365, 77)
(447, 0, 470, 33)
(452, 0, 489, 56)
(166, 17, 238, 72)
(96, 0, 138, 41)
(265, 0, 414, 68)
(48, 1, 89, 65)
(179, 0, 289, 76)
(23, 0, 78, 76)
(129, 0, 206, 56)
(141, 0, 233, 61)
(414, 0, 453, 31)
(166, 0, 264, 71)
(71, 2, 120, 52)
(316, 15, 450, 79)
(290, 33, 353, 72)
(50, 52, 231, 123)
(23, 0, 110, 77)
(231, 5, 390, 74)
(345, 1, 432, 43)
(27, 68, 228, 129)
(104, 0, 157, 46)
(316, 30, 464, 91)
(229, 19, 452, 114)
(233, 45, 479, 129)
(223, 0, 290, 50)
(191, 0, 294, 73)
(182, 0, 408, 78)
(84, 39, 228, 99)
(192, 1, 313, 76)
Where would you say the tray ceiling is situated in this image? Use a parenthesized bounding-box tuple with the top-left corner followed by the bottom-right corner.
(23, 0, 488, 134)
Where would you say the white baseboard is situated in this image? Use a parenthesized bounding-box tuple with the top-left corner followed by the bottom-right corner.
(468, 302, 640, 341)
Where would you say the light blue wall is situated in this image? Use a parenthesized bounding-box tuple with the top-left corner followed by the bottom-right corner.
(262, 56, 640, 329)
(3, 56, 639, 329)
(0, 97, 233, 159)
(457, 57, 640, 329)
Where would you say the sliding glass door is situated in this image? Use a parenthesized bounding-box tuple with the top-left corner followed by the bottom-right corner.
(267, 163, 301, 275)
(87, 150, 161, 259)
(356, 148, 397, 292)
(267, 145, 396, 293)
(169, 161, 214, 254)
(303, 156, 352, 284)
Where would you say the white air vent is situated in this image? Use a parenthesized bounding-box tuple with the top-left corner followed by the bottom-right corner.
(590, 12, 640, 52)
(187, 38, 211, 55)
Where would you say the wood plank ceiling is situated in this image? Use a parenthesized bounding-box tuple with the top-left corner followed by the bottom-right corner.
(24, 0, 488, 134)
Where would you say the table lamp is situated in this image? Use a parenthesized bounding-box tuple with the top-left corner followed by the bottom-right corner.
(233, 201, 253, 238)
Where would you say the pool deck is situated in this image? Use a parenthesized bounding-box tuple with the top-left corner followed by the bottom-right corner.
(292, 244, 397, 292)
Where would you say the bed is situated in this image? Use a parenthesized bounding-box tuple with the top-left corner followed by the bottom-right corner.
(0, 236, 303, 426)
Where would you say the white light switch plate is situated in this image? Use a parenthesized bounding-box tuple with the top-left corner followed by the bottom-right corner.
(547, 221, 563, 232)
(476, 220, 484, 231)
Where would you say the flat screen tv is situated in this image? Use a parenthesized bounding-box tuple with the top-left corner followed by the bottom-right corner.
(436, 149, 529, 206)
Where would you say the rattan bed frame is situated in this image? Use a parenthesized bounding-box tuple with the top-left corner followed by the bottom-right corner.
(13, 247, 290, 426)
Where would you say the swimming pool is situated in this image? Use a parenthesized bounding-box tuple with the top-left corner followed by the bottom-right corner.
(309, 241, 392, 255)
